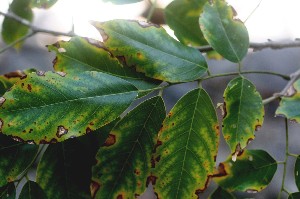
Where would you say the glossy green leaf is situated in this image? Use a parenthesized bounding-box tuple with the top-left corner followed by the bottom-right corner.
(165, 0, 207, 46)
(223, 77, 264, 155)
(92, 20, 207, 83)
(2, 0, 33, 49)
(19, 181, 46, 199)
(49, 37, 160, 92)
(37, 138, 94, 199)
(199, 0, 249, 62)
(289, 192, 300, 199)
(103, 0, 142, 4)
(208, 187, 235, 199)
(276, 79, 300, 123)
(0, 69, 36, 96)
(30, 0, 58, 8)
(152, 88, 219, 198)
(0, 71, 138, 143)
(294, 155, 300, 190)
(0, 183, 15, 199)
(0, 134, 38, 187)
(92, 96, 165, 198)
(213, 149, 277, 192)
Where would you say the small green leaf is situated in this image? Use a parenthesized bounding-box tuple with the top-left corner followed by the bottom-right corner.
(276, 79, 300, 123)
(19, 181, 46, 199)
(213, 149, 277, 192)
(37, 139, 94, 199)
(289, 192, 300, 199)
(92, 20, 207, 83)
(30, 0, 58, 8)
(152, 88, 219, 198)
(92, 96, 166, 198)
(199, 0, 249, 62)
(208, 187, 235, 199)
(0, 134, 38, 187)
(103, 0, 142, 4)
(0, 183, 15, 199)
(223, 77, 264, 155)
(294, 156, 300, 190)
(165, 0, 207, 46)
(2, 0, 33, 49)
(49, 37, 160, 93)
(0, 71, 138, 143)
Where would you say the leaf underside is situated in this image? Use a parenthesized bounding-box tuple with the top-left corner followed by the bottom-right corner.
(0, 71, 138, 143)
(152, 88, 219, 198)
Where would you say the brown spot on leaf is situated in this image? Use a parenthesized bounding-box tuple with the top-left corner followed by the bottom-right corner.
(153, 140, 162, 153)
(56, 71, 66, 77)
(56, 126, 68, 138)
(255, 124, 262, 131)
(134, 169, 141, 176)
(4, 70, 26, 79)
(27, 84, 32, 92)
(36, 71, 45, 76)
(212, 163, 227, 178)
(29, 129, 33, 133)
(168, 112, 173, 118)
(86, 127, 92, 134)
(146, 175, 157, 186)
(247, 138, 253, 145)
(0, 97, 6, 106)
(90, 181, 100, 199)
(117, 194, 123, 199)
(39, 138, 58, 144)
(89, 122, 95, 126)
(103, 134, 116, 147)
(11, 136, 25, 143)
(116, 55, 127, 65)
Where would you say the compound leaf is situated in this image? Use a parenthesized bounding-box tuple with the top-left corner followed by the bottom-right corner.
(36, 138, 94, 199)
(276, 79, 300, 123)
(0, 183, 16, 199)
(0, 134, 38, 187)
(208, 187, 235, 199)
(49, 37, 160, 92)
(19, 181, 46, 199)
(223, 77, 264, 155)
(92, 20, 207, 83)
(295, 155, 300, 190)
(165, 0, 207, 46)
(2, 0, 33, 49)
(213, 149, 277, 192)
(30, 0, 58, 8)
(92, 96, 165, 198)
(199, 0, 249, 62)
(152, 88, 219, 198)
(0, 71, 137, 143)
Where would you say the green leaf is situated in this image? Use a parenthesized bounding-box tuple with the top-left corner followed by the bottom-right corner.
(0, 71, 138, 143)
(0, 69, 37, 96)
(208, 187, 235, 199)
(289, 192, 300, 199)
(92, 20, 208, 83)
(103, 0, 142, 4)
(223, 77, 264, 156)
(213, 149, 277, 192)
(295, 155, 300, 190)
(0, 183, 15, 199)
(36, 138, 94, 199)
(2, 0, 33, 49)
(30, 0, 58, 8)
(49, 37, 160, 93)
(165, 0, 207, 46)
(92, 96, 166, 198)
(152, 88, 219, 198)
(276, 79, 300, 123)
(0, 134, 38, 187)
(199, 0, 249, 62)
(19, 181, 46, 199)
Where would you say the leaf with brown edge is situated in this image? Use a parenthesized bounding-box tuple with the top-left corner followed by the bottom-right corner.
(213, 149, 277, 192)
(49, 37, 160, 95)
(92, 96, 166, 198)
(92, 19, 207, 83)
(223, 77, 264, 157)
(0, 71, 138, 143)
(276, 79, 300, 123)
(2, 0, 33, 49)
(152, 88, 219, 198)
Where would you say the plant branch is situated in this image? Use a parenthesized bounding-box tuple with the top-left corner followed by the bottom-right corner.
(196, 40, 300, 52)
(263, 68, 300, 104)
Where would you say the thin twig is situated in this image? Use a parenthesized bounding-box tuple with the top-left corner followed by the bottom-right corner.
(196, 40, 300, 52)
(263, 68, 300, 104)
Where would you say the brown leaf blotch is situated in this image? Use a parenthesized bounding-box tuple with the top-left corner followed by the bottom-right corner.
(27, 84, 32, 92)
(134, 169, 141, 175)
(4, 70, 26, 79)
(212, 163, 227, 178)
(117, 194, 123, 199)
(56, 126, 68, 138)
(103, 134, 116, 147)
(39, 138, 58, 144)
(146, 175, 157, 186)
(86, 127, 92, 134)
(153, 140, 162, 153)
(255, 124, 262, 131)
